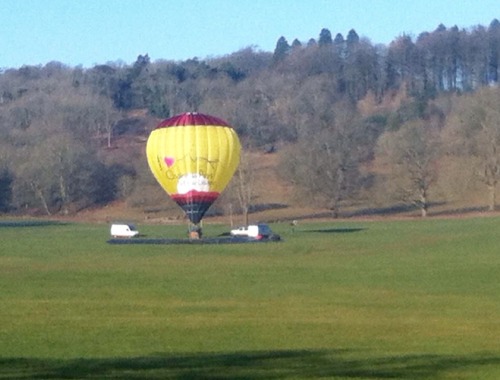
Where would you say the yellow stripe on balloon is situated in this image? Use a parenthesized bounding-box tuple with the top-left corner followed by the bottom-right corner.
(146, 113, 241, 224)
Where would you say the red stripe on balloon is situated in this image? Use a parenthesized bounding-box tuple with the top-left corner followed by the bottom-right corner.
(155, 112, 231, 129)
(171, 190, 220, 205)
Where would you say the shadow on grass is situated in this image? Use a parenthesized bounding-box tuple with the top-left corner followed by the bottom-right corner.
(303, 227, 366, 234)
(0, 220, 67, 228)
(1, 349, 499, 379)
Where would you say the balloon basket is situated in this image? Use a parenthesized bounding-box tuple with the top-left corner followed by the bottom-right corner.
(188, 224, 202, 240)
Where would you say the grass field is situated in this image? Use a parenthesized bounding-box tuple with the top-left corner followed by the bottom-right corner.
(1, 217, 500, 379)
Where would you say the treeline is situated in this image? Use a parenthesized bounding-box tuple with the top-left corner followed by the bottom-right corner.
(1, 20, 500, 217)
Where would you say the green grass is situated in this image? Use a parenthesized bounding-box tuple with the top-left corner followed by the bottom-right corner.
(1, 217, 500, 379)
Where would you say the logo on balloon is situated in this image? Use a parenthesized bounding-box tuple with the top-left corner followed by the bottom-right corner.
(177, 173, 210, 194)
(164, 157, 175, 167)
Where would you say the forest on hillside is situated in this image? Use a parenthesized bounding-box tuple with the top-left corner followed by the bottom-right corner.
(1, 20, 500, 218)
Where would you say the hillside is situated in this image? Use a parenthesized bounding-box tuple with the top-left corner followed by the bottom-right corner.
(78, 142, 319, 225)
(66, 106, 500, 226)
(70, 112, 291, 224)
(65, 108, 336, 225)
(2, 22, 500, 222)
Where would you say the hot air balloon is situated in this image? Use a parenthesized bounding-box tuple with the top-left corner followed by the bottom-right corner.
(146, 112, 241, 238)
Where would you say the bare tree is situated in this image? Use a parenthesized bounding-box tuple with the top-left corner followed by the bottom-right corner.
(235, 151, 255, 225)
(222, 150, 254, 226)
(280, 103, 364, 217)
(13, 146, 55, 215)
(376, 120, 441, 217)
(443, 86, 500, 211)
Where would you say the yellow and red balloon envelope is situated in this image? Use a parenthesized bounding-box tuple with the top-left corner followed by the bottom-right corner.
(146, 112, 241, 224)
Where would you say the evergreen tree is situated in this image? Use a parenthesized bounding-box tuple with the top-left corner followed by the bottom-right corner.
(307, 38, 317, 47)
(273, 36, 290, 63)
(318, 28, 333, 47)
(291, 38, 302, 49)
(346, 29, 360, 45)
(0, 169, 12, 212)
(334, 33, 344, 45)
(488, 19, 500, 83)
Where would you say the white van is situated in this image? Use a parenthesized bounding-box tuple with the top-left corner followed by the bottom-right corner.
(110, 223, 139, 238)
(230, 223, 273, 239)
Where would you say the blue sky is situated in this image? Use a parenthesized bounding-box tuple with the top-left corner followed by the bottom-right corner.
(1, 0, 498, 69)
